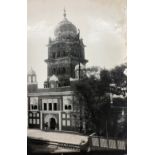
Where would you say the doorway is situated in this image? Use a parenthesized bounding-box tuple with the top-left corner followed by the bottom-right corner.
(50, 118, 56, 130)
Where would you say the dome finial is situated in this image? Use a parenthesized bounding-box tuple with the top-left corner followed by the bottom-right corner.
(63, 8, 66, 18)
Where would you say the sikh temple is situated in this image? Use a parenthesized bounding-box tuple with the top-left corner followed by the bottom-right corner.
(27, 10, 88, 132)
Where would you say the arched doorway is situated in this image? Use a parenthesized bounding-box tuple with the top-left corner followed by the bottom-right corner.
(50, 118, 56, 130)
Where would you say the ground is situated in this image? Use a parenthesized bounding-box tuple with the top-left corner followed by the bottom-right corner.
(27, 129, 88, 145)
(27, 129, 88, 154)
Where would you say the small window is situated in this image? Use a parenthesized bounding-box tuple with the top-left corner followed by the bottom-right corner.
(67, 114, 70, 118)
(65, 105, 68, 110)
(33, 119, 36, 124)
(49, 103, 52, 110)
(67, 120, 70, 126)
(62, 113, 66, 118)
(37, 113, 39, 117)
(29, 113, 32, 117)
(33, 113, 36, 117)
(37, 119, 39, 125)
(29, 119, 32, 124)
(62, 120, 66, 126)
(53, 103, 57, 111)
(34, 105, 37, 110)
(44, 103, 47, 110)
(68, 105, 72, 110)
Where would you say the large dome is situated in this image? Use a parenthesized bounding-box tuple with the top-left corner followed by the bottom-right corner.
(54, 10, 77, 38)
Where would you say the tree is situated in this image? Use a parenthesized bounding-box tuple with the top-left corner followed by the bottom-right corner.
(110, 64, 127, 88)
(73, 65, 127, 138)
(109, 64, 127, 138)
(73, 69, 111, 136)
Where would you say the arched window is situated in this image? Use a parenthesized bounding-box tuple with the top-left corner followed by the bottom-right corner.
(53, 103, 57, 111)
(29, 113, 32, 117)
(68, 105, 72, 110)
(65, 105, 68, 110)
(29, 119, 32, 124)
(34, 105, 37, 110)
(49, 103, 52, 111)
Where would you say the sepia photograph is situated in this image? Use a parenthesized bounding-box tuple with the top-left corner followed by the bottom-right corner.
(27, 0, 127, 154)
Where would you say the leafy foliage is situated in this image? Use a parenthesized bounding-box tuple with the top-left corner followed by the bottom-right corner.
(73, 64, 127, 138)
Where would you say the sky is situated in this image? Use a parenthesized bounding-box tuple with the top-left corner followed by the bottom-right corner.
(28, 0, 127, 88)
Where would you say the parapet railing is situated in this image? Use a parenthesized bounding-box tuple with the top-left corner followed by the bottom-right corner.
(88, 135, 127, 151)
(28, 135, 127, 152)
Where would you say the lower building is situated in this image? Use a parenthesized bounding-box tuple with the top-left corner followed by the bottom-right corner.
(27, 86, 84, 131)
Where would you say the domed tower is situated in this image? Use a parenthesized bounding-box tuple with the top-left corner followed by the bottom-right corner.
(27, 68, 38, 92)
(44, 9, 88, 87)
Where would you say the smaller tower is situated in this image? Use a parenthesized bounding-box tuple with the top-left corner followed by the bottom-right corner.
(27, 68, 38, 92)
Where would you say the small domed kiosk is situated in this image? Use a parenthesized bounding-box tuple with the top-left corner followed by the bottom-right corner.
(49, 75, 58, 88)
(27, 68, 38, 92)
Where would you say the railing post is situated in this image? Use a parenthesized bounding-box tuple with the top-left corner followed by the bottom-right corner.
(87, 135, 92, 152)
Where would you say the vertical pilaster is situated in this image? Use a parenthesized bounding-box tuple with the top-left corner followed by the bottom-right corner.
(59, 112, 62, 131)
(52, 103, 53, 111)
(28, 97, 30, 110)
(40, 112, 43, 130)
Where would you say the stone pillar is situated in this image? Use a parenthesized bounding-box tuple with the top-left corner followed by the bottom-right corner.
(28, 97, 30, 110)
(52, 103, 53, 111)
(27, 111, 29, 128)
(40, 112, 43, 130)
(59, 112, 62, 131)
(42, 102, 44, 111)
(47, 103, 49, 111)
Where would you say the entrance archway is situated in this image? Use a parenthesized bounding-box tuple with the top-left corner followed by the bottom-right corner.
(50, 118, 56, 130)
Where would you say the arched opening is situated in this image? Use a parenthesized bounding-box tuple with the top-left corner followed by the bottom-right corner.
(50, 118, 56, 130)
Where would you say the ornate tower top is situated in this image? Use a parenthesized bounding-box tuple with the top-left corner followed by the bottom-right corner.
(44, 10, 88, 88)
(54, 9, 77, 38)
